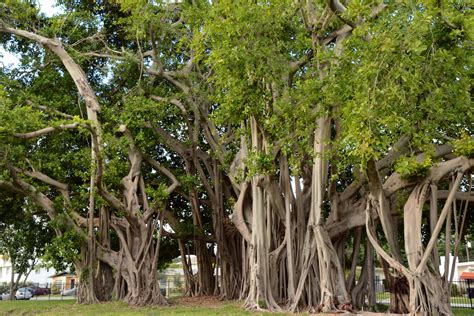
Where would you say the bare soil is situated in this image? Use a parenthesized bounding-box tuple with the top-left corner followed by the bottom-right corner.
(172, 295, 228, 308)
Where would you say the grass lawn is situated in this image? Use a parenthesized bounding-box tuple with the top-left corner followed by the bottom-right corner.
(0, 297, 472, 315)
(451, 296, 473, 305)
(0, 297, 273, 316)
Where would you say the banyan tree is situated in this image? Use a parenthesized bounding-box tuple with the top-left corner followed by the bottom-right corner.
(0, 0, 472, 314)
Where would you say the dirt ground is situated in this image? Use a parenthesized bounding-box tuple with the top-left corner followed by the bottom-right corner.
(172, 295, 229, 308)
(171, 296, 415, 315)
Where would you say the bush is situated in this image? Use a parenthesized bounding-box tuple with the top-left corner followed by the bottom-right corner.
(451, 284, 460, 297)
(51, 283, 62, 295)
(0, 283, 10, 294)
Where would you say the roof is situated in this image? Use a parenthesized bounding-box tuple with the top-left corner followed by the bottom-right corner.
(460, 272, 474, 280)
(48, 271, 76, 278)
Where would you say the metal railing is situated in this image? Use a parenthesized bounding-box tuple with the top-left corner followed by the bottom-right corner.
(0, 279, 183, 301)
(374, 279, 474, 309)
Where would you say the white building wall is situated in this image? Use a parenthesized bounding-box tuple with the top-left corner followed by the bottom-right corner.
(0, 257, 12, 283)
(440, 255, 459, 279)
(0, 256, 56, 285)
(439, 255, 474, 280)
(27, 266, 56, 285)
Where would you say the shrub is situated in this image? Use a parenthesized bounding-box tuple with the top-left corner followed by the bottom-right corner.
(51, 283, 62, 295)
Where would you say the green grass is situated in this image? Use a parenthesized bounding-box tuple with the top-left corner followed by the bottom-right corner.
(376, 292, 473, 307)
(0, 300, 275, 316)
(451, 296, 472, 304)
(0, 299, 472, 315)
(454, 309, 474, 316)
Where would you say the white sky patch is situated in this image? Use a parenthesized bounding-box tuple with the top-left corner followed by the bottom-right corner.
(0, 49, 19, 68)
(38, 0, 63, 17)
(1, 1, 64, 68)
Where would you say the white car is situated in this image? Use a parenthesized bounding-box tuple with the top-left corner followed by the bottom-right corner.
(15, 288, 33, 300)
(0, 292, 13, 300)
(61, 287, 77, 296)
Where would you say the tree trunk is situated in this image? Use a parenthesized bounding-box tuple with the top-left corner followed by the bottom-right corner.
(244, 117, 281, 311)
(9, 257, 15, 301)
(403, 177, 460, 315)
(213, 199, 243, 299)
(178, 239, 196, 296)
(95, 207, 114, 301)
(76, 249, 99, 304)
(290, 117, 350, 312)
(108, 217, 168, 306)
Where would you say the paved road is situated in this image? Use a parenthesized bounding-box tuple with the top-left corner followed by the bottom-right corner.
(0, 296, 76, 301)
(32, 296, 76, 301)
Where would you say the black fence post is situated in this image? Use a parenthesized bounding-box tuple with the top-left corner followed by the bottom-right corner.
(468, 279, 472, 309)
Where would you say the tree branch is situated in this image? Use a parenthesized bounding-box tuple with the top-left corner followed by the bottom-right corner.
(13, 123, 82, 139)
(142, 154, 180, 195)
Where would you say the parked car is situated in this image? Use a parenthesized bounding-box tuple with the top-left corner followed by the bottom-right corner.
(15, 287, 33, 300)
(61, 287, 77, 296)
(0, 292, 13, 300)
(31, 287, 50, 295)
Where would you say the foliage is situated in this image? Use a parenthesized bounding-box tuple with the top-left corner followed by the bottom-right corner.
(42, 230, 84, 272)
(0, 0, 472, 311)
(156, 236, 180, 271)
(332, 1, 472, 167)
(394, 154, 433, 180)
(453, 133, 474, 158)
(0, 193, 54, 285)
(245, 150, 275, 178)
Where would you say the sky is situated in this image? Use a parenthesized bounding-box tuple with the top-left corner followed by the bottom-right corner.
(1, 0, 63, 67)
(38, 0, 63, 17)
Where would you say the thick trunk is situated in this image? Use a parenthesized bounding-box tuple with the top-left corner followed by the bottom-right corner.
(388, 276, 410, 313)
(346, 227, 362, 290)
(213, 205, 243, 299)
(185, 159, 215, 296)
(244, 176, 280, 310)
(367, 159, 402, 262)
(244, 117, 280, 311)
(178, 239, 196, 296)
(195, 238, 215, 295)
(365, 200, 411, 313)
(76, 250, 99, 304)
(78, 172, 99, 304)
(290, 117, 349, 312)
(403, 177, 461, 315)
(96, 126, 180, 306)
(351, 241, 369, 308)
(109, 218, 168, 306)
(95, 207, 114, 301)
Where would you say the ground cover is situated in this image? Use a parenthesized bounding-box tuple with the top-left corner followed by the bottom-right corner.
(0, 297, 267, 315)
(0, 296, 472, 315)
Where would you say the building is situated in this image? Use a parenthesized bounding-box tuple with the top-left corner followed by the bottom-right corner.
(159, 255, 199, 294)
(48, 272, 78, 292)
(440, 255, 474, 280)
(0, 256, 12, 284)
(0, 255, 56, 286)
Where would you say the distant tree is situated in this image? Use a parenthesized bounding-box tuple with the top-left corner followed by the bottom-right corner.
(0, 192, 53, 299)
